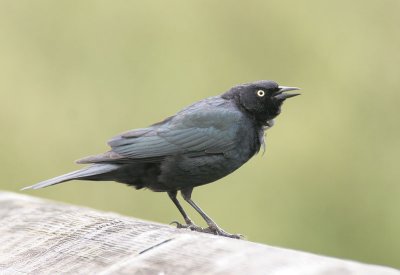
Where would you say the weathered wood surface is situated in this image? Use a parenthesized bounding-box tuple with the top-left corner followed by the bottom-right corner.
(0, 191, 398, 275)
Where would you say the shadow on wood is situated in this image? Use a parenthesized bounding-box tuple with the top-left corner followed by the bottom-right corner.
(0, 191, 398, 275)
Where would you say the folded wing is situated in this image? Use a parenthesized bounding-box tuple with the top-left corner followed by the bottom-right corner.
(77, 105, 242, 164)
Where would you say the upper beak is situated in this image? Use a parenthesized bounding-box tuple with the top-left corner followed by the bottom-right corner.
(274, 86, 301, 100)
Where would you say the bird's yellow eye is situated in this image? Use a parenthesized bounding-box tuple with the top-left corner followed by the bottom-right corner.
(257, 90, 265, 97)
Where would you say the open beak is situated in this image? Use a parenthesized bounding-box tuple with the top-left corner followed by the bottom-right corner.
(274, 86, 301, 101)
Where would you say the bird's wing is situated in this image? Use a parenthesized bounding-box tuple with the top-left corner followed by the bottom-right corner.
(107, 106, 242, 160)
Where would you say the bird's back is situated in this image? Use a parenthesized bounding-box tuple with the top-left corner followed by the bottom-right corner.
(92, 96, 263, 191)
(143, 97, 263, 190)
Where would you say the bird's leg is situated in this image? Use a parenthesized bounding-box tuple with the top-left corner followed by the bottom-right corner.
(168, 191, 203, 232)
(180, 188, 242, 239)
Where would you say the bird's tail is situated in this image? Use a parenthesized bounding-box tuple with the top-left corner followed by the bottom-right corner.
(21, 164, 119, 190)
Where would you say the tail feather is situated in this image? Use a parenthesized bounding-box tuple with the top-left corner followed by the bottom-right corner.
(22, 164, 119, 190)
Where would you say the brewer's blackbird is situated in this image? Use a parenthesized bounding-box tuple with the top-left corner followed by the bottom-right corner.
(23, 80, 299, 238)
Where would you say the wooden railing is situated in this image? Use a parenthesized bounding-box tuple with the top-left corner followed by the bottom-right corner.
(0, 191, 398, 275)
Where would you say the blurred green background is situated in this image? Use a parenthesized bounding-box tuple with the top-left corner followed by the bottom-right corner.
(1, 0, 399, 268)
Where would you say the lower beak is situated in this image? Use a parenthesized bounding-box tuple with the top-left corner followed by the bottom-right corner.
(274, 86, 301, 100)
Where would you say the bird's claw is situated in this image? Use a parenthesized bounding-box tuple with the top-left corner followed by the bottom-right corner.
(204, 225, 244, 239)
(171, 221, 243, 239)
(170, 220, 184, 228)
(170, 221, 204, 232)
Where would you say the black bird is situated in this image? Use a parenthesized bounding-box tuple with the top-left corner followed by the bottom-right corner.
(23, 80, 299, 238)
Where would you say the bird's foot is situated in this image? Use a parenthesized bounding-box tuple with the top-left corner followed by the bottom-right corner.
(170, 221, 204, 232)
(170, 221, 243, 239)
(204, 224, 244, 239)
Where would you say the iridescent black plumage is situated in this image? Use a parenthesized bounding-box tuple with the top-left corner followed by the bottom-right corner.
(23, 80, 299, 238)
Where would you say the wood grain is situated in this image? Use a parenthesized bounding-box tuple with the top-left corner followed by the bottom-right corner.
(0, 191, 398, 275)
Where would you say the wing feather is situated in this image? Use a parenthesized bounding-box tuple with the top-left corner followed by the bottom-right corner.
(110, 106, 242, 159)
(80, 99, 243, 164)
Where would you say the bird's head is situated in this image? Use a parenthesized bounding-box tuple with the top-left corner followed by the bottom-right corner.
(222, 80, 300, 125)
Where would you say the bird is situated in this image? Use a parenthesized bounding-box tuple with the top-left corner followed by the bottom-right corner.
(23, 80, 299, 239)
